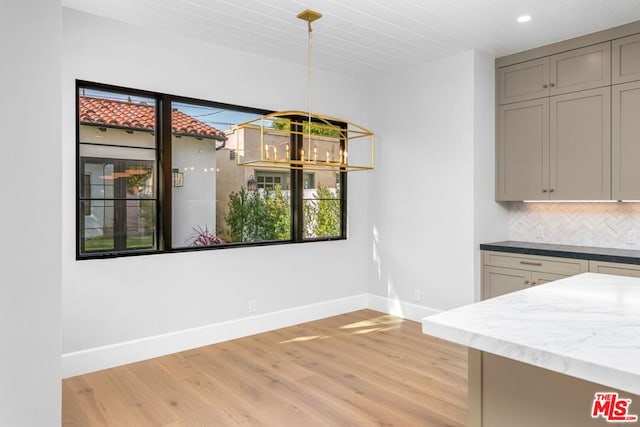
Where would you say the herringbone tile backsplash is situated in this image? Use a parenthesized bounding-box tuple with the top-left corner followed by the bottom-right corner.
(509, 202, 640, 249)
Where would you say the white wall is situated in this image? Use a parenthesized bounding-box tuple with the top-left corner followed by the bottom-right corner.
(473, 52, 510, 301)
(172, 136, 217, 246)
(368, 51, 476, 312)
(367, 51, 508, 313)
(62, 8, 372, 370)
(0, 1, 62, 425)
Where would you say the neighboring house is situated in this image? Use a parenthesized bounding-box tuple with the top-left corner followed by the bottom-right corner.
(79, 95, 227, 141)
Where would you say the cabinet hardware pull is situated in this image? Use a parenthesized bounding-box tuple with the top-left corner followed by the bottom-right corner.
(543, 84, 548, 88)
(520, 261, 542, 266)
(550, 189, 555, 193)
(524, 280, 530, 285)
(542, 189, 548, 193)
(550, 82, 555, 87)
(531, 281, 538, 285)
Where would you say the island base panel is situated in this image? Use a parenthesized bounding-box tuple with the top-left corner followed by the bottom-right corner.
(469, 349, 640, 427)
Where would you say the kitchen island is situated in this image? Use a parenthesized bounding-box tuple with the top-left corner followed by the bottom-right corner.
(422, 273, 640, 426)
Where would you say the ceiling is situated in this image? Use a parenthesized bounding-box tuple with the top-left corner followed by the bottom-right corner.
(63, 0, 640, 78)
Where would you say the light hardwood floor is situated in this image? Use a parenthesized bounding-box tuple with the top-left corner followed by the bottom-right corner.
(62, 309, 468, 426)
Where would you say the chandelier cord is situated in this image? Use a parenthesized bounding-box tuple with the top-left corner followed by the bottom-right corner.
(307, 20, 313, 155)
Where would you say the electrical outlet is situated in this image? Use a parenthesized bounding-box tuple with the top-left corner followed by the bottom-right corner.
(536, 225, 544, 239)
(627, 231, 637, 245)
(248, 299, 257, 313)
(414, 290, 421, 302)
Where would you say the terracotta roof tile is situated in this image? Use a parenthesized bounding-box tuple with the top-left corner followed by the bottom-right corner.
(79, 96, 226, 140)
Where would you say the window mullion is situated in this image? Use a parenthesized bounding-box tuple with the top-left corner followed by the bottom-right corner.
(291, 120, 303, 241)
(160, 95, 172, 250)
(340, 169, 347, 237)
(114, 160, 127, 250)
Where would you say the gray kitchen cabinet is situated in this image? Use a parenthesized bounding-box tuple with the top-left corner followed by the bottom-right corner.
(549, 87, 611, 200)
(497, 87, 610, 201)
(498, 58, 549, 105)
(482, 249, 640, 300)
(497, 99, 549, 201)
(497, 42, 610, 105)
(482, 251, 588, 299)
(613, 33, 640, 84)
(483, 266, 530, 299)
(482, 267, 568, 299)
(612, 80, 640, 199)
(548, 42, 611, 96)
(589, 260, 640, 278)
(534, 271, 569, 285)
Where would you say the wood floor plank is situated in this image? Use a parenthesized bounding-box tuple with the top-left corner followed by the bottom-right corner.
(280, 336, 467, 425)
(63, 310, 467, 426)
(184, 345, 325, 425)
(127, 360, 234, 425)
(63, 367, 178, 426)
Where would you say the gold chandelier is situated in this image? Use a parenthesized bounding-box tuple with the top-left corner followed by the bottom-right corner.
(235, 9, 374, 172)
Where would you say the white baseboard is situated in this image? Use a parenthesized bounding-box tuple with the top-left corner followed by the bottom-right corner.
(61, 293, 440, 378)
(367, 294, 441, 322)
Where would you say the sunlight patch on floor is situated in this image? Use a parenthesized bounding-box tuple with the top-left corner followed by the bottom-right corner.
(279, 335, 330, 344)
(339, 315, 404, 330)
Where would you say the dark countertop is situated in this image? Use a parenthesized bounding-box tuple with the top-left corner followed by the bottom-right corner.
(480, 241, 640, 265)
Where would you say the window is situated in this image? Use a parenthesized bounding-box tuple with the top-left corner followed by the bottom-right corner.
(76, 81, 346, 258)
(256, 171, 289, 191)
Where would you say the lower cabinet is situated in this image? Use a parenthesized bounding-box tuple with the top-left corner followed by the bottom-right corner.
(482, 250, 640, 299)
(588, 260, 640, 278)
(482, 251, 588, 299)
(483, 266, 569, 298)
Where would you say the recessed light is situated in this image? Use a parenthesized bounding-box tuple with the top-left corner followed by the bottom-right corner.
(517, 15, 532, 23)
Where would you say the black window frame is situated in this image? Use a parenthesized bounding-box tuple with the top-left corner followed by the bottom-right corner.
(76, 80, 347, 259)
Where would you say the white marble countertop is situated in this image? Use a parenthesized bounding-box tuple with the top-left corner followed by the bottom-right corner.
(421, 273, 640, 395)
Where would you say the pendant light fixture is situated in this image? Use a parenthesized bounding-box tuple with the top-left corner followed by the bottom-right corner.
(235, 9, 374, 172)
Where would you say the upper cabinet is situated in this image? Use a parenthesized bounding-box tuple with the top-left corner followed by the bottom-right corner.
(498, 42, 610, 105)
(613, 33, 640, 84)
(549, 87, 611, 200)
(549, 42, 611, 96)
(497, 88, 610, 201)
(498, 58, 549, 104)
(497, 99, 549, 200)
(496, 21, 640, 201)
(611, 32, 640, 200)
(612, 80, 640, 199)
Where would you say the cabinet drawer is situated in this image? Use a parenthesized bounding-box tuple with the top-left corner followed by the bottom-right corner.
(483, 251, 588, 275)
(589, 260, 640, 278)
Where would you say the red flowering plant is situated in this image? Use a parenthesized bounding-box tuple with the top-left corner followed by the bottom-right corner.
(185, 225, 225, 246)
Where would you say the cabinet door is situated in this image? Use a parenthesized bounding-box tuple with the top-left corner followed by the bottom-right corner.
(613, 33, 640, 84)
(550, 42, 611, 96)
(549, 87, 611, 200)
(612, 80, 640, 200)
(589, 260, 640, 278)
(498, 58, 549, 105)
(482, 266, 530, 299)
(497, 98, 549, 201)
(532, 272, 569, 286)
